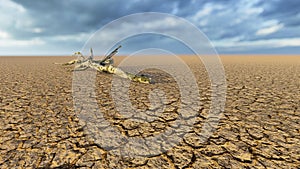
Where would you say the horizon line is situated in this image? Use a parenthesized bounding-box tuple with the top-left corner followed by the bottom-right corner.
(1, 54, 300, 57)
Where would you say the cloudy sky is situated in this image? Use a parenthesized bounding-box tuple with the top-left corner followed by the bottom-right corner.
(0, 0, 300, 55)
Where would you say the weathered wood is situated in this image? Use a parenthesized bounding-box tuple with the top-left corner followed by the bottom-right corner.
(56, 46, 151, 84)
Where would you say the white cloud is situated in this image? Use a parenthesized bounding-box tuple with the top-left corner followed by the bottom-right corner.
(0, 0, 28, 29)
(276, 38, 300, 47)
(0, 0, 26, 13)
(256, 23, 284, 36)
(32, 28, 44, 33)
(0, 38, 45, 47)
(50, 32, 92, 42)
(239, 0, 264, 15)
(0, 30, 10, 39)
(192, 3, 224, 21)
(213, 37, 300, 48)
(0, 1, 44, 48)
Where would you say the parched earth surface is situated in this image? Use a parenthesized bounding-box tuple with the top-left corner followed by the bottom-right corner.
(0, 56, 299, 168)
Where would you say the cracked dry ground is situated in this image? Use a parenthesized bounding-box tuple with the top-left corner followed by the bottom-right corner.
(0, 56, 299, 168)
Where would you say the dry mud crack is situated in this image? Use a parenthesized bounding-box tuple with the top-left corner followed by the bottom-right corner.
(0, 56, 299, 168)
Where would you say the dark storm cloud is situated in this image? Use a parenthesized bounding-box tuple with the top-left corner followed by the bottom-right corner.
(9, 0, 226, 39)
(5, 0, 259, 40)
(1, 0, 300, 55)
(257, 0, 300, 26)
(11, 0, 178, 38)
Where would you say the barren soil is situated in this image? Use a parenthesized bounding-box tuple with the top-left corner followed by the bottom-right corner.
(0, 56, 299, 168)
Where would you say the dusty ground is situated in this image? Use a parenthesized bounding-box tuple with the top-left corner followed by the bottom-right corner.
(0, 56, 299, 168)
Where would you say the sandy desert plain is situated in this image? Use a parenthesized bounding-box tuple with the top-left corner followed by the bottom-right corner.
(0, 55, 299, 168)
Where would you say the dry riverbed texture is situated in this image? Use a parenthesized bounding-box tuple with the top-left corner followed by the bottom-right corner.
(0, 56, 299, 168)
